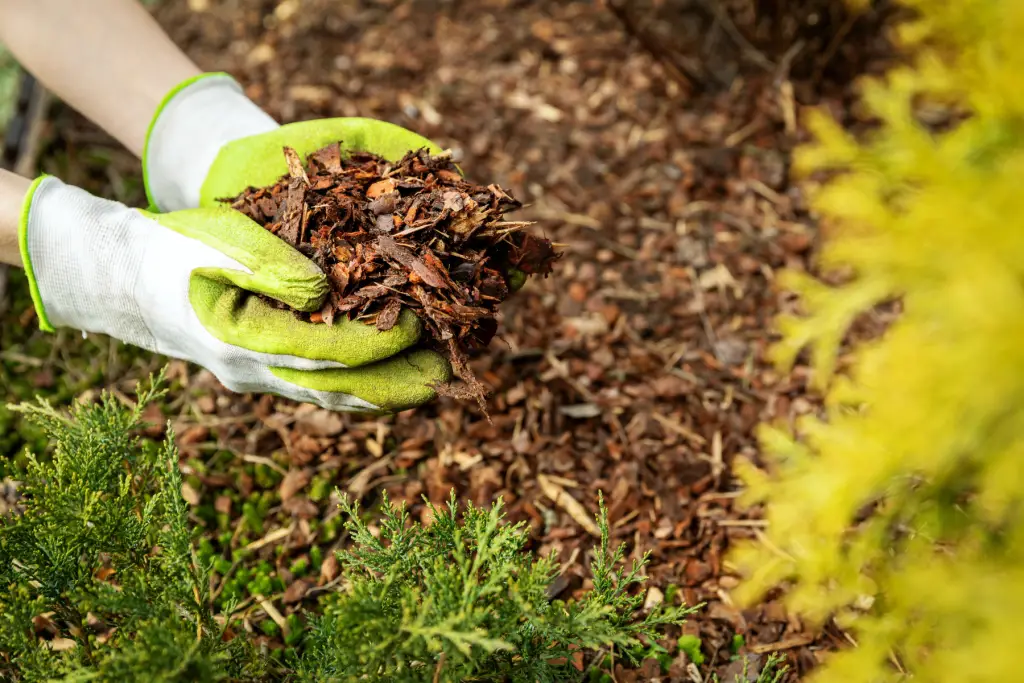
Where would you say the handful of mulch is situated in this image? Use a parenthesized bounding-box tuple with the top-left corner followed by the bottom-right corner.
(221, 143, 561, 409)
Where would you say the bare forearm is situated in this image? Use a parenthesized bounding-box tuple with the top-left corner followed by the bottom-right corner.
(0, 170, 32, 266)
(0, 0, 201, 158)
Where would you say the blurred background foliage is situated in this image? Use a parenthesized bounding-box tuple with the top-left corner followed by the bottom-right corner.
(0, 48, 22, 135)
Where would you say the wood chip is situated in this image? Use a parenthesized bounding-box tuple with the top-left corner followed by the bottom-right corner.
(375, 298, 402, 331)
(374, 234, 447, 289)
(538, 474, 600, 537)
(245, 522, 295, 552)
(43, 638, 76, 652)
(749, 632, 817, 654)
(258, 596, 289, 636)
(366, 178, 397, 198)
(222, 145, 560, 411)
(283, 146, 309, 184)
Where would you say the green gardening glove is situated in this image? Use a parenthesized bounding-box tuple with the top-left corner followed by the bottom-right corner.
(139, 73, 458, 411)
(19, 174, 449, 413)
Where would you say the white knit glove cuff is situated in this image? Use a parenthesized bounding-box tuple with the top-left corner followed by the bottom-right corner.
(144, 73, 279, 212)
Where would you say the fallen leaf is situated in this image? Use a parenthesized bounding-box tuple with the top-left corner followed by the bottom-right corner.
(180, 482, 200, 506)
(295, 409, 344, 437)
(283, 579, 311, 604)
(279, 468, 313, 502)
(320, 553, 340, 583)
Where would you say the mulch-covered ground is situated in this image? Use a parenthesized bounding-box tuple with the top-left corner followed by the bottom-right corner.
(3, 0, 902, 679)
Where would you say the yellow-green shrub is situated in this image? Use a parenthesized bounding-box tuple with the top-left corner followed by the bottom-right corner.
(732, 1, 1024, 681)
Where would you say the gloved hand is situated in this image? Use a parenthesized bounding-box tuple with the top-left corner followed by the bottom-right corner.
(145, 74, 530, 292)
(142, 73, 444, 212)
(19, 176, 449, 413)
(125, 72, 454, 411)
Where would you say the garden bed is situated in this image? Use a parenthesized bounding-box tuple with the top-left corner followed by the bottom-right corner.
(1, 0, 899, 679)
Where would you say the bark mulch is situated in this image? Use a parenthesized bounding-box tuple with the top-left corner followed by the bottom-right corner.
(224, 144, 560, 408)
(34, 0, 902, 679)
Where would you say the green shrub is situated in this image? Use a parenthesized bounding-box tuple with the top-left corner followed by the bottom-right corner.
(0, 371, 263, 681)
(733, 1, 1024, 681)
(299, 491, 693, 682)
(0, 373, 696, 682)
(716, 654, 789, 683)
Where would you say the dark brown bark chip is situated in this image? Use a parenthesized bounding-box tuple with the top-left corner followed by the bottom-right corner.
(279, 179, 308, 247)
(221, 144, 561, 409)
(374, 234, 447, 289)
(309, 141, 342, 174)
(375, 299, 402, 331)
(353, 284, 389, 300)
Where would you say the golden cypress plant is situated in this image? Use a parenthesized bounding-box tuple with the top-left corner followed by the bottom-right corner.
(731, 1, 1024, 681)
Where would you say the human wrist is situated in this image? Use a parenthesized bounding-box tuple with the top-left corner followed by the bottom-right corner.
(143, 73, 279, 212)
(0, 169, 32, 267)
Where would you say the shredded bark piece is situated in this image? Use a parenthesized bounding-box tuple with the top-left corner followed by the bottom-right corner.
(375, 299, 402, 331)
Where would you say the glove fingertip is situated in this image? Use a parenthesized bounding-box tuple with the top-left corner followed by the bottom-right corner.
(268, 349, 451, 414)
(273, 271, 330, 313)
(406, 348, 453, 386)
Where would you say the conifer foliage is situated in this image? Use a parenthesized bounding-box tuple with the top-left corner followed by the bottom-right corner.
(0, 374, 695, 682)
(0, 371, 262, 681)
(300, 492, 694, 682)
(732, 1, 1024, 681)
